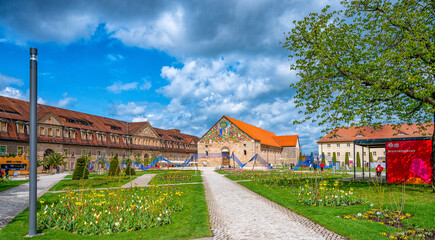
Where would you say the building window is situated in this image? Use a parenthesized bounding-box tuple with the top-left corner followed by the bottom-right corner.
(0, 122, 7, 132)
(71, 150, 75, 157)
(56, 129, 60, 137)
(327, 152, 331, 157)
(87, 132, 92, 140)
(347, 143, 350, 147)
(71, 162, 74, 169)
(337, 152, 340, 156)
(88, 150, 91, 156)
(27, 147, 30, 157)
(337, 143, 340, 147)
(0, 146, 5, 155)
(243, 144, 246, 147)
(97, 151, 101, 156)
(373, 152, 376, 156)
(63, 149, 68, 156)
(17, 124, 24, 133)
(206, 151, 208, 156)
(363, 152, 366, 156)
(17, 146, 24, 156)
(244, 150, 247, 155)
(39, 127, 45, 136)
(48, 128, 53, 136)
(327, 144, 330, 147)
(81, 150, 85, 156)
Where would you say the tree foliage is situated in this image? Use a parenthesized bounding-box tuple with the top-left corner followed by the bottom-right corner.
(44, 152, 67, 171)
(72, 156, 89, 180)
(332, 152, 337, 164)
(108, 156, 121, 176)
(345, 152, 350, 166)
(283, 0, 435, 186)
(369, 152, 374, 163)
(357, 152, 361, 168)
(124, 158, 136, 176)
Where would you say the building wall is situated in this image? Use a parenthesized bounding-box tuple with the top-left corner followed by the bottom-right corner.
(318, 142, 386, 165)
(281, 146, 300, 165)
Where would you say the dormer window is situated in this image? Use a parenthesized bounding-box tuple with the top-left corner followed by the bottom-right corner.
(356, 134, 364, 137)
(397, 132, 406, 136)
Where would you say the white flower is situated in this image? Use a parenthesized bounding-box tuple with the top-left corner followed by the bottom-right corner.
(157, 217, 161, 221)
(319, 199, 322, 202)
(376, 212, 381, 215)
(115, 222, 120, 226)
(370, 204, 374, 207)
(335, 195, 338, 198)
(357, 213, 362, 217)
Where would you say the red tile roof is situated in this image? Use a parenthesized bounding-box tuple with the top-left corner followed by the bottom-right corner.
(0, 96, 198, 150)
(224, 116, 298, 148)
(317, 123, 434, 143)
(273, 135, 298, 147)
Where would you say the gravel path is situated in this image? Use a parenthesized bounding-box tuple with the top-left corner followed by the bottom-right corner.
(201, 168, 346, 240)
(0, 173, 68, 230)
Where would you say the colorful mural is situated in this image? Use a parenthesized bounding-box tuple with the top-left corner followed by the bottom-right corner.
(200, 118, 252, 143)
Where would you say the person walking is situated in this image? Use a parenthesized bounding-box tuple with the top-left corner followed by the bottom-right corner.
(320, 162, 324, 172)
(0, 168, 3, 179)
(376, 164, 384, 177)
(5, 168, 9, 178)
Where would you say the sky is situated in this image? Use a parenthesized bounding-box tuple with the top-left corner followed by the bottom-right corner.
(0, 0, 340, 154)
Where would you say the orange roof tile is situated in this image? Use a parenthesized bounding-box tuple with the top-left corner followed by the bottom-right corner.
(273, 135, 298, 147)
(317, 123, 433, 143)
(225, 116, 282, 148)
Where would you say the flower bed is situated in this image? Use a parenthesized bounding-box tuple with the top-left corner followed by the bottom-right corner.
(342, 208, 412, 228)
(37, 186, 184, 235)
(297, 180, 366, 206)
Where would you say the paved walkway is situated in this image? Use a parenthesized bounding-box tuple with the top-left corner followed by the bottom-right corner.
(0, 173, 68, 230)
(201, 168, 346, 240)
(121, 174, 155, 188)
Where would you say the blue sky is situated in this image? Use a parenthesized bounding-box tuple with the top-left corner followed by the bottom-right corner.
(0, 0, 340, 154)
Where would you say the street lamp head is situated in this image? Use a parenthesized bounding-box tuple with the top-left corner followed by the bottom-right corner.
(30, 48, 37, 60)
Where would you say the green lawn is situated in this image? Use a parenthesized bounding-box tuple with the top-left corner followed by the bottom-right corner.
(148, 170, 202, 185)
(49, 171, 149, 191)
(0, 184, 211, 239)
(237, 180, 434, 240)
(0, 179, 28, 192)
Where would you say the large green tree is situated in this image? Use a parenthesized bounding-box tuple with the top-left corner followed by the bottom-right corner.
(44, 152, 67, 173)
(283, 0, 435, 187)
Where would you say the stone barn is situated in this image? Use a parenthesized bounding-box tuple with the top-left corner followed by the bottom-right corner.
(197, 116, 300, 167)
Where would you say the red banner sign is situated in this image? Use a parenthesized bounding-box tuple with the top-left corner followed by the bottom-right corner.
(386, 140, 432, 184)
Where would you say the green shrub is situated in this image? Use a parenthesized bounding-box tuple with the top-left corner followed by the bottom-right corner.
(108, 156, 121, 176)
(357, 152, 361, 168)
(124, 158, 136, 176)
(72, 156, 89, 180)
(125, 167, 136, 176)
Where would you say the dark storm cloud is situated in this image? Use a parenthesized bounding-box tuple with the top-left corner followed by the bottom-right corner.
(0, 0, 329, 57)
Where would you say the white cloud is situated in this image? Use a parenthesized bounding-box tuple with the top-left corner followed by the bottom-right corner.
(106, 54, 124, 62)
(106, 81, 138, 93)
(107, 8, 185, 51)
(140, 80, 152, 90)
(111, 102, 146, 116)
(56, 93, 76, 108)
(0, 73, 23, 87)
(37, 97, 46, 104)
(0, 86, 26, 100)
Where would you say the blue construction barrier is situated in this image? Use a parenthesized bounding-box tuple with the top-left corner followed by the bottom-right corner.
(293, 155, 335, 171)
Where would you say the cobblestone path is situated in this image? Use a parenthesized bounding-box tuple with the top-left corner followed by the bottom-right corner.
(0, 173, 68, 230)
(201, 168, 347, 240)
